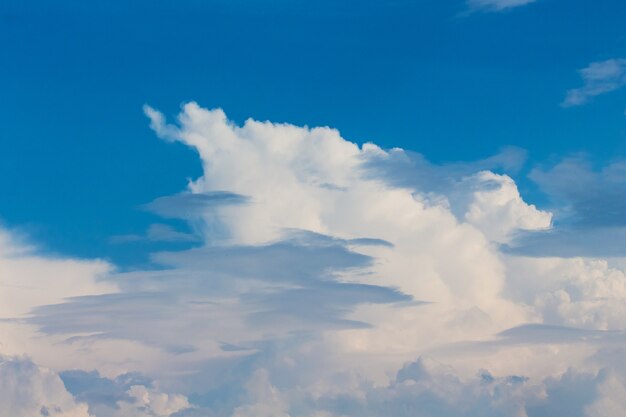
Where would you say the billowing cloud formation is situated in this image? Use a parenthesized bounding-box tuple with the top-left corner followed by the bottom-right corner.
(562, 58, 626, 107)
(167, 358, 626, 417)
(60, 370, 190, 417)
(466, 0, 536, 12)
(0, 355, 92, 417)
(508, 156, 626, 257)
(530, 157, 626, 227)
(3, 103, 626, 416)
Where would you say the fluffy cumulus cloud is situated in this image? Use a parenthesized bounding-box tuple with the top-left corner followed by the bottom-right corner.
(59, 370, 190, 417)
(2, 102, 626, 416)
(504, 256, 626, 330)
(562, 58, 626, 107)
(0, 355, 91, 417)
(508, 156, 626, 257)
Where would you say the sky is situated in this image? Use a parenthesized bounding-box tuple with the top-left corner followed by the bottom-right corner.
(1, 0, 626, 416)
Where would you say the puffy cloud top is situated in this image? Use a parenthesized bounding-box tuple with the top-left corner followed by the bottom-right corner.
(1, 103, 626, 416)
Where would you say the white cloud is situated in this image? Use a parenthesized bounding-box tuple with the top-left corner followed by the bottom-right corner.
(59, 369, 192, 417)
(452, 171, 551, 243)
(586, 373, 626, 417)
(505, 256, 626, 330)
(0, 227, 115, 319)
(110, 224, 198, 244)
(200, 356, 618, 417)
(109, 385, 190, 417)
(0, 226, 122, 375)
(144, 104, 548, 308)
(136, 105, 626, 415)
(0, 355, 92, 417)
(4, 102, 626, 416)
(231, 369, 290, 417)
(562, 59, 626, 107)
(467, 0, 536, 12)
(507, 157, 626, 257)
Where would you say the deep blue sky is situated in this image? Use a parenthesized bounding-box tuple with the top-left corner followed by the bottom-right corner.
(1, 0, 625, 264)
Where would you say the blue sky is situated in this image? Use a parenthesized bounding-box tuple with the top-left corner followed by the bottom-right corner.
(2, 1, 626, 416)
(2, 0, 626, 264)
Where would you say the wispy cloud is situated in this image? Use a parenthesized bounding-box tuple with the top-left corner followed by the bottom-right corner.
(143, 191, 250, 220)
(467, 0, 537, 13)
(110, 223, 199, 243)
(563, 58, 626, 107)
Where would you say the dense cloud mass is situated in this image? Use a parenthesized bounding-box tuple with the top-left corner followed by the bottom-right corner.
(0, 355, 91, 417)
(1, 103, 626, 416)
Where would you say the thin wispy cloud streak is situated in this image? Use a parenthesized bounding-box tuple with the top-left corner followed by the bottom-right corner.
(466, 0, 537, 12)
(563, 58, 626, 107)
(144, 192, 251, 220)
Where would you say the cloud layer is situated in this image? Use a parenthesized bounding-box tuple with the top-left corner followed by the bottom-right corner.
(1, 103, 626, 416)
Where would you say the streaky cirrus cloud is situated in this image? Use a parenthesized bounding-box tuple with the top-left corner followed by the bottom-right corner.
(466, 0, 537, 12)
(562, 58, 626, 107)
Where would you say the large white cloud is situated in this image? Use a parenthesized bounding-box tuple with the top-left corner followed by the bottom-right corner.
(3, 103, 626, 416)
(144, 104, 549, 314)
